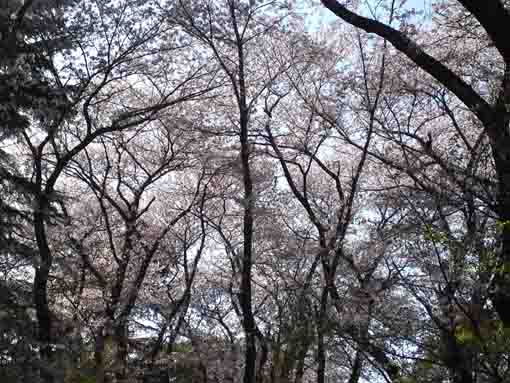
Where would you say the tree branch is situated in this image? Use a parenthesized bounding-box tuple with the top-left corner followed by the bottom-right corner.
(319, 0, 495, 131)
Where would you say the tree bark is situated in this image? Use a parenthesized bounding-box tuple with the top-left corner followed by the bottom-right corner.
(441, 332, 474, 383)
(114, 324, 129, 383)
(456, 0, 510, 62)
(34, 206, 54, 383)
(95, 331, 106, 383)
(227, 2, 258, 382)
(316, 289, 328, 383)
(347, 350, 363, 383)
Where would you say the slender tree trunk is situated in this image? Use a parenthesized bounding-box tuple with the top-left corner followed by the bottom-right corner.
(348, 289, 372, 383)
(230, 3, 258, 380)
(34, 207, 54, 383)
(95, 331, 106, 383)
(279, 347, 293, 383)
(348, 350, 363, 383)
(441, 333, 474, 383)
(294, 358, 306, 383)
(316, 289, 328, 383)
(256, 331, 269, 383)
(294, 334, 312, 383)
(269, 344, 279, 383)
(239, 101, 257, 383)
(114, 324, 129, 383)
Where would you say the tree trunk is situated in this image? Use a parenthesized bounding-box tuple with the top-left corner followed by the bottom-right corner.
(95, 332, 106, 383)
(294, 333, 312, 383)
(491, 112, 510, 326)
(114, 325, 129, 383)
(34, 207, 54, 383)
(316, 289, 328, 383)
(348, 351, 363, 383)
(235, 15, 258, 383)
(256, 330, 269, 383)
(441, 332, 474, 383)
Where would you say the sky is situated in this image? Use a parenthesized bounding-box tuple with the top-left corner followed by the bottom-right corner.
(308, 0, 435, 26)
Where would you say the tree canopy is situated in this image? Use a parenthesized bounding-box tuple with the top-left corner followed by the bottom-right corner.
(1, 1, 509, 383)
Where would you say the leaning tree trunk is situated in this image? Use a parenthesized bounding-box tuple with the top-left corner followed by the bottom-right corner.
(490, 94, 510, 326)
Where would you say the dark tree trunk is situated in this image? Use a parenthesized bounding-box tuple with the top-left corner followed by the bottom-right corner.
(294, 332, 311, 383)
(95, 331, 106, 383)
(34, 207, 54, 383)
(348, 350, 363, 383)
(490, 108, 510, 326)
(441, 332, 474, 383)
(114, 325, 129, 383)
(228, 2, 258, 382)
(316, 289, 328, 383)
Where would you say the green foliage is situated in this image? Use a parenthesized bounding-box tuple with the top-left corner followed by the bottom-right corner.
(454, 326, 476, 345)
(423, 225, 450, 246)
(395, 377, 417, 383)
(173, 341, 193, 354)
(422, 224, 509, 278)
(495, 220, 510, 232)
(65, 371, 97, 383)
